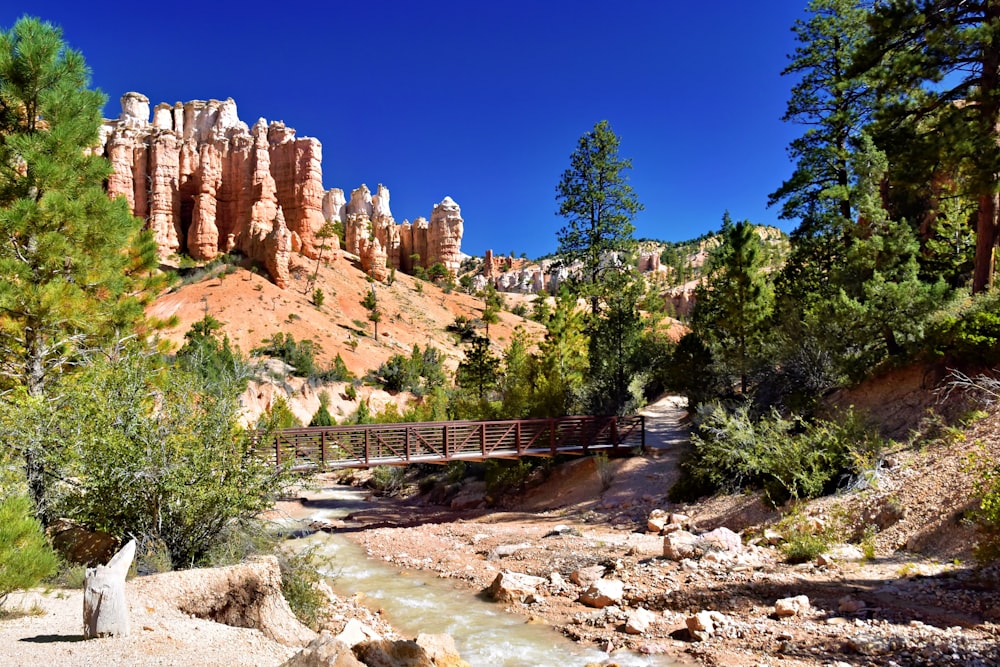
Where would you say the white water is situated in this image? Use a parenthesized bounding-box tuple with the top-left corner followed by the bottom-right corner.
(295, 487, 684, 666)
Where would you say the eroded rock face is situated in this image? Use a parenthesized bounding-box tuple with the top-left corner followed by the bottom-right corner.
(100, 94, 457, 286)
(99, 93, 330, 285)
(347, 185, 465, 279)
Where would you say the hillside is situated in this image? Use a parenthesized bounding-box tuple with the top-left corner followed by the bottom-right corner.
(145, 251, 545, 424)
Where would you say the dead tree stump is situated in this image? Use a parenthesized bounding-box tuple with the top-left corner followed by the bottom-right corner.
(83, 539, 135, 639)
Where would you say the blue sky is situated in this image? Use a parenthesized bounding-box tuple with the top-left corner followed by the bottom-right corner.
(6, 2, 809, 259)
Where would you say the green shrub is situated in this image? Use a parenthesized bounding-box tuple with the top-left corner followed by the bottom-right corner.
(279, 546, 331, 630)
(927, 290, 1000, 365)
(777, 508, 837, 564)
(0, 494, 58, 606)
(312, 288, 325, 308)
(485, 459, 531, 499)
(13, 347, 297, 569)
(672, 401, 881, 505)
(252, 332, 319, 377)
(369, 466, 406, 496)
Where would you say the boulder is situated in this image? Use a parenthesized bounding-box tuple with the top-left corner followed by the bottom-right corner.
(281, 631, 365, 667)
(83, 539, 135, 639)
(578, 578, 624, 609)
(486, 570, 547, 604)
(701, 526, 742, 552)
(774, 595, 811, 618)
(663, 530, 709, 561)
(685, 611, 715, 641)
(647, 509, 669, 533)
(415, 633, 470, 667)
(129, 555, 315, 647)
(569, 565, 605, 588)
(624, 607, 657, 635)
(353, 639, 431, 667)
(335, 619, 381, 647)
(816, 544, 865, 566)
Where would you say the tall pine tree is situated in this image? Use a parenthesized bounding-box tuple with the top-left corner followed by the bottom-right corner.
(694, 214, 774, 395)
(555, 120, 642, 313)
(0, 17, 153, 397)
(0, 17, 155, 520)
(856, 0, 1000, 293)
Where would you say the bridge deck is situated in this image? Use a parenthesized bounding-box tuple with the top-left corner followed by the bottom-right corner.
(267, 415, 644, 471)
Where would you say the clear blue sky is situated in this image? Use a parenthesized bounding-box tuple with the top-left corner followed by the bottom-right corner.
(6, 2, 809, 259)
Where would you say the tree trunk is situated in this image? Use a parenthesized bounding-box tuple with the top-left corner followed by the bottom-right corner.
(972, 192, 999, 294)
(83, 539, 135, 639)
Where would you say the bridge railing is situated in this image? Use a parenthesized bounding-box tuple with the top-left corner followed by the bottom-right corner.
(265, 415, 644, 471)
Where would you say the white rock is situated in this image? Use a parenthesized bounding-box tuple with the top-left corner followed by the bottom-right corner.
(578, 578, 624, 609)
(774, 595, 811, 617)
(625, 607, 657, 635)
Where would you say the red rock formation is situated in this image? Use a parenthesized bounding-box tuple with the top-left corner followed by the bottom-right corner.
(99, 93, 335, 286)
(346, 185, 464, 277)
(99, 93, 471, 287)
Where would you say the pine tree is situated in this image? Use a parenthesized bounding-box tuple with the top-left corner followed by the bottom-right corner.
(361, 285, 381, 341)
(0, 17, 154, 521)
(556, 120, 642, 312)
(856, 0, 1000, 292)
(769, 0, 876, 310)
(694, 214, 775, 395)
(0, 17, 151, 397)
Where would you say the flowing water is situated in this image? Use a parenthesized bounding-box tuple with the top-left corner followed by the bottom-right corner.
(293, 487, 683, 666)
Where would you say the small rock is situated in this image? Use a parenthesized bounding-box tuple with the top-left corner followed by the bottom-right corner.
(578, 578, 625, 609)
(838, 596, 866, 613)
(774, 595, 810, 617)
(701, 526, 742, 552)
(647, 509, 669, 533)
(569, 565, 606, 587)
(486, 570, 547, 604)
(625, 607, 657, 635)
(685, 611, 715, 641)
(663, 530, 708, 561)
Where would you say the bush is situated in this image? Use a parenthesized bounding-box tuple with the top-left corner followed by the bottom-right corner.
(279, 546, 332, 630)
(671, 401, 881, 505)
(252, 332, 319, 377)
(15, 346, 296, 568)
(485, 459, 531, 499)
(312, 288, 325, 308)
(0, 494, 58, 606)
(927, 290, 1000, 365)
(369, 466, 406, 496)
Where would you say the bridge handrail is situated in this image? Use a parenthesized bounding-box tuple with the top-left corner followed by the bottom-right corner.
(264, 414, 644, 470)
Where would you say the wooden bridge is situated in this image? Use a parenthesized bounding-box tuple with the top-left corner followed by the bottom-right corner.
(267, 415, 645, 471)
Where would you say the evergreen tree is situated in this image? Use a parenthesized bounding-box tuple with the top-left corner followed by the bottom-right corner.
(361, 285, 381, 340)
(555, 120, 642, 312)
(0, 18, 155, 521)
(694, 214, 775, 395)
(532, 287, 588, 417)
(456, 335, 501, 403)
(0, 17, 152, 397)
(769, 0, 876, 310)
(585, 268, 645, 415)
(856, 0, 1000, 292)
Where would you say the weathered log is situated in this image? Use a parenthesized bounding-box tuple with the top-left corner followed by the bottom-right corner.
(83, 539, 135, 639)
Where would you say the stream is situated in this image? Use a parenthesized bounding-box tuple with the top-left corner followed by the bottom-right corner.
(292, 486, 683, 666)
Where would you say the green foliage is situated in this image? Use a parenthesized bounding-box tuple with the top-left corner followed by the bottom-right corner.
(176, 314, 244, 387)
(448, 315, 478, 341)
(370, 344, 445, 396)
(361, 287, 381, 340)
(312, 288, 325, 308)
(252, 332, 319, 377)
(484, 459, 532, 499)
(672, 402, 881, 505)
(584, 269, 646, 415)
(971, 446, 1000, 563)
(368, 466, 406, 496)
(778, 508, 837, 564)
(926, 290, 1000, 366)
(694, 213, 775, 395)
(0, 494, 58, 606)
(279, 546, 332, 630)
(455, 335, 501, 406)
(427, 262, 450, 284)
(310, 403, 335, 427)
(8, 346, 296, 568)
(556, 119, 642, 304)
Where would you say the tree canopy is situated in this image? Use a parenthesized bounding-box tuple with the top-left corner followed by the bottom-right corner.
(555, 120, 642, 308)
